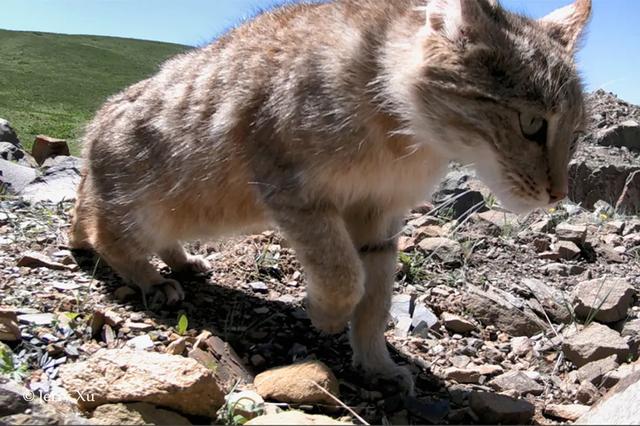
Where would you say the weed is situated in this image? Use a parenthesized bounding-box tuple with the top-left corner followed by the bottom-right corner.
(176, 313, 189, 335)
(0, 343, 28, 382)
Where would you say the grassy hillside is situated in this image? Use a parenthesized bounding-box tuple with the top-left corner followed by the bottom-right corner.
(0, 29, 189, 154)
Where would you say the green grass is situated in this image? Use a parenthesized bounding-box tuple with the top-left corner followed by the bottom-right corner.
(0, 29, 189, 154)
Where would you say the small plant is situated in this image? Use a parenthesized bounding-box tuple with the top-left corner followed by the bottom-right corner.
(398, 252, 430, 283)
(0, 343, 28, 382)
(176, 313, 189, 335)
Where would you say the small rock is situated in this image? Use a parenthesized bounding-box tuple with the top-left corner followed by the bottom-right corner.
(475, 364, 505, 377)
(563, 323, 630, 367)
(249, 281, 269, 294)
(469, 391, 535, 424)
(124, 322, 154, 332)
(418, 238, 462, 266)
(604, 220, 626, 235)
(126, 335, 154, 351)
(165, 337, 187, 356)
(441, 312, 476, 334)
(91, 402, 191, 425)
(59, 348, 224, 416)
(544, 404, 590, 422)
(577, 381, 600, 405)
(0, 159, 37, 194)
(573, 278, 635, 323)
(556, 223, 588, 245)
(254, 361, 339, 405)
(246, 411, 351, 425)
(554, 240, 582, 260)
(477, 210, 519, 229)
(522, 278, 573, 323)
(31, 135, 70, 165)
(411, 303, 438, 334)
(510, 336, 533, 357)
(602, 362, 640, 388)
(17, 313, 55, 326)
(0, 118, 21, 147)
(443, 367, 481, 384)
(0, 385, 31, 417)
(0, 309, 21, 342)
(576, 355, 619, 385)
(488, 371, 544, 396)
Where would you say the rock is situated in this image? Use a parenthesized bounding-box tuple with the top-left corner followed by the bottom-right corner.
(441, 312, 476, 334)
(602, 362, 640, 388)
(577, 381, 600, 405)
(573, 278, 635, 323)
(616, 170, 640, 214)
(488, 371, 544, 396)
(522, 278, 573, 323)
(0, 386, 30, 417)
(595, 119, 640, 150)
(450, 355, 471, 369)
(225, 391, 265, 421)
(562, 323, 630, 367)
(576, 355, 619, 385)
(411, 303, 438, 334)
(0, 142, 25, 163)
(464, 285, 546, 337)
(431, 169, 487, 220)
(166, 337, 187, 356)
(20, 156, 82, 203)
(0, 159, 38, 194)
(556, 223, 588, 245)
(58, 348, 224, 416)
(475, 364, 505, 377)
(604, 220, 626, 235)
(418, 238, 462, 266)
(0, 118, 21, 147)
(246, 411, 351, 425)
(31, 135, 70, 165)
(554, 240, 582, 260)
(510, 336, 532, 357)
(17, 312, 55, 325)
(17, 251, 77, 271)
(249, 281, 268, 293)
(569, 160, 640, 211)
(624, 220, 640, 236)
(477, 210, 519, 229)
(542, 263, 585, 276)
(91, 403, 191, 425)
(0, 309, 21, 342)
(443, 368, 481, 384)
(254, 361, 339, 405)
(469, 391, 535, 425)
(577, 372, 640, 424)
(544, 404, 590, 422)
(390, 294, 412, 337)
(126, 335, 154, 351)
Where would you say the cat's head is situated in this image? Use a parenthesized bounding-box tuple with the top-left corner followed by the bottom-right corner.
(413, 0, 591, 214)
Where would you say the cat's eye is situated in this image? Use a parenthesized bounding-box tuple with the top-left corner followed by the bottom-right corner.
(519, 113, 548, 146)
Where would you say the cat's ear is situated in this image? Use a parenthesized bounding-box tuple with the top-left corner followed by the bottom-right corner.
(425, 0, 493, 42)
(539, 0, 592, 53)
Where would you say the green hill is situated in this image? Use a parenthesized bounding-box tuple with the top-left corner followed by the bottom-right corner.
(0, 29, 189, 154)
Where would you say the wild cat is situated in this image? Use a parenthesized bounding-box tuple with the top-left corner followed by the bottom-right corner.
(70, 0, 591, 391)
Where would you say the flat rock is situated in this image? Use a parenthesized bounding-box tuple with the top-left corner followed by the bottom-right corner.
(488, 371, 544, 396)
(573, 278, 635, 323)
(59, 348, 224, 417)
(477, 210, 519, 229)
(17, 312, 55, 326)
(418, 238, 462, 266)
(254, 360, 339, 405)
(443, 367, 481, 384)
(17, 251, 76, 271)
(246, 411, 351, 425)
(576, 355, 619, 385)
(0, 309, 21, 342)
(556, 223, 588, 245)
(441, 312, 476, 334)
(577, 372, 640, 424)
(469, 391, 535, 424)
(20, 156, 81, 203)
(464, 285, 546, 337)
(554, 240, 582, 260)
(544, 404, 590, 422)
(91, 402, 191, 425)
(562, 323, 630, 367)
(0, 159, 37, 194)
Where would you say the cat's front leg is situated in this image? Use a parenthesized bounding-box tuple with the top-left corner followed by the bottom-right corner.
(345, 207, 414, 394)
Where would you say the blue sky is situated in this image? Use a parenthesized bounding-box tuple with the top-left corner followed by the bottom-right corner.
(1, 0, 639, 103)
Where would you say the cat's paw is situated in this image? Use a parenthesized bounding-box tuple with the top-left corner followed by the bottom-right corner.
(143, 279, 185, 308)
(182, 255, 211, 274)
(355, 359, 415, 395)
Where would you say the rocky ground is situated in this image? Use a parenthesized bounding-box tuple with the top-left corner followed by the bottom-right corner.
(1, 91, 639, 425)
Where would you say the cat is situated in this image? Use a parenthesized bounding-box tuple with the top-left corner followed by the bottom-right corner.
(70, 0, 591, 392)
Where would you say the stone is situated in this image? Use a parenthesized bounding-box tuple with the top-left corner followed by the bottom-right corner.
(441, 312, 476, 334)
(577, 372, 640, 424)
(556, 223, 588, 245)
(450, 355, 471, 369)
(464, 285, 546, 337)
(477, 210, 520, 229)
(431, 169, 488, 220)
(522, 278, 573, 323)
(443, 367, 481, 384)
(0, 386, 30, 417)
(576, 355, 619, 385)
(544, 404, 590, 422)
(246, 411, 351, 425)
(17, 312, 55, 325)
(595, 119, 640, 150)
(418, 238, 462, 266)
(469, 391, 535, 425)
(20, 156, 82, 203)
(165, 337, 187, 356)
(510, 336, 533, 357)
(475, 364, 505, 377)
(31, 135, 70, 165)
(554, 240, 582, 260)
(411, 303, 438, 333)
(0, 142, 25, 163)
(569, 160, 640, 211)
(91, 403, 191, 425)
(59, 348, 224, 416)
(562, 323, 630, 367)
(126, 335, 154, 351)
(0, 159, 37, 194)
(616, 170, 640, 214)
(577, 381, 600, 405)
(573, 278, 635, 323)
(17, 251, 77, 271)
(0, 118, 21, 147)
(254, 361, 339, 405)
(249, 281, 268, 293)
(0, 309, 21, 342)
(488, 371, 544, 396)
(225, 391, 265, 421)
(604, 220, 626, 235)
(602, 362, 640, 388)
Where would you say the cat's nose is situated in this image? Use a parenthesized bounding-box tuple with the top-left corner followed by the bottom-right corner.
(548, 189, 567, 203)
